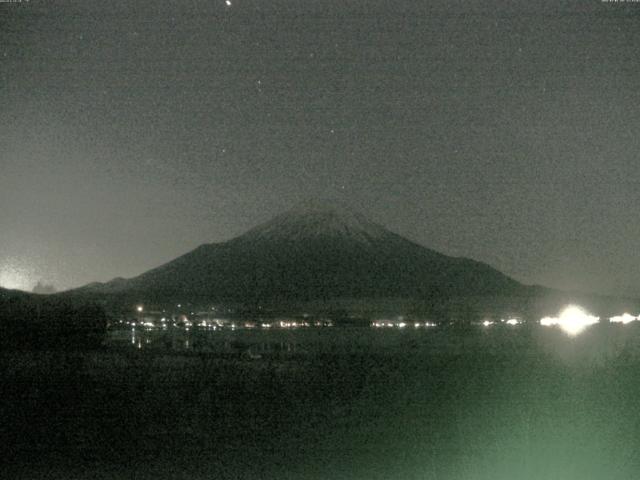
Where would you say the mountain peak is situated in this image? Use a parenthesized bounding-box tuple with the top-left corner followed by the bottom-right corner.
(288, 198, 354, 215)
(238, 200, 388, 244)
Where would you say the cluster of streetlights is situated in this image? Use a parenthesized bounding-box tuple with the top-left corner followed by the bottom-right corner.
(133, 305, 640, 337)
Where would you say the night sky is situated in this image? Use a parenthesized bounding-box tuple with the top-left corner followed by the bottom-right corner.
(1, 0, 639, 296)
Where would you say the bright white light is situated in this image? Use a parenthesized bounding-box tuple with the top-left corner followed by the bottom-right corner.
(482, 320, 494, 327)
(610, 313, 638, 324)
(540, 316, 555, 327)
(136, 305, 143, 313)
(505, 318, 520, 326)
(540, 305, 599, 336)
(397, 322, 406, 328)
(225, 0, 232, 6)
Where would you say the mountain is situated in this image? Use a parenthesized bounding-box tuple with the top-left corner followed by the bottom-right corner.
(69, 201, 528, 309)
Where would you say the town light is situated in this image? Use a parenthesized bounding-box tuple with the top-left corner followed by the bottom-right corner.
(610, 313, 638, 324)
(540, 305, 599, 336)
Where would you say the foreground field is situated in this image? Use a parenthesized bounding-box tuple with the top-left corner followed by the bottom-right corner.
(3, 325, 640, 479)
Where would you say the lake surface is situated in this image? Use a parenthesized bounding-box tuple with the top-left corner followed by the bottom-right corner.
(4, 323, 640, 479)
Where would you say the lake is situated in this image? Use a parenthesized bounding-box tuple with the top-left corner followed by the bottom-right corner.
(3, 322, 640, 479)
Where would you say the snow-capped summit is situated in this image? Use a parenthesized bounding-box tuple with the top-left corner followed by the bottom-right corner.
(238, 200, 387, 244)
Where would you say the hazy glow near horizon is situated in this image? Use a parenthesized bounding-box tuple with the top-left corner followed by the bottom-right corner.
(0, 262, 33, 291)
(540, 305, 599, 336)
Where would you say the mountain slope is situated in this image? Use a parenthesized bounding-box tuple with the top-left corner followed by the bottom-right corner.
(71, 201, 525, 304)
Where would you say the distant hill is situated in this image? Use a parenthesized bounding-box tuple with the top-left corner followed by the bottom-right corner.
(68, 201, 530, 310)
(0, 287, 107, 349)
(0, 287, 32, 302)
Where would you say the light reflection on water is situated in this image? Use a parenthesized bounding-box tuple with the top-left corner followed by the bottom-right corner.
(112, 303, 640, 359)
(120, 325, 309, 355)
(110, 319, 640, 364)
